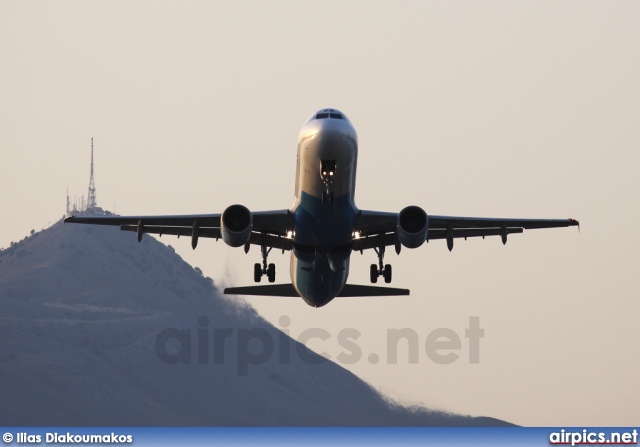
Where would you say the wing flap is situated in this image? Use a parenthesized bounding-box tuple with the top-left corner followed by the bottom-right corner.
(427, 227, 524, 240)
(351, 227, 525, 250)
(352, 233, 397, 251)
(121, 225, 221, 239)
(428, 215, 579, 230)
(247, 232, 294, 251)
(65, 214, 221, 227)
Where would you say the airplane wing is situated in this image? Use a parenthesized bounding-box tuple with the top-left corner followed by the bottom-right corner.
(64, 210, 294, 250)
(353, 210, 579, 251)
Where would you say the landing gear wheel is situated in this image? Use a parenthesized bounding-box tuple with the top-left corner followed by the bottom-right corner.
(255, 233, 274, 283)
(267, 263, 276, 283)
(371, 235, 389, 284)
(370, 264, 379, 283)
(254, 263, 262, 283)
(383, 264, 392, 283)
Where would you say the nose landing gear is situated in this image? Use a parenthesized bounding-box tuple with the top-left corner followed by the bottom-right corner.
(322, 191, 334, 204)
(321, 160, 336, 204)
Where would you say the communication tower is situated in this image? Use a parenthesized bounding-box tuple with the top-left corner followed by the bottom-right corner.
(87, 138, 97, 209)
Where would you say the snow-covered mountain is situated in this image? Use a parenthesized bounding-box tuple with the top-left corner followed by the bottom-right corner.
(0, 217, 509, 426)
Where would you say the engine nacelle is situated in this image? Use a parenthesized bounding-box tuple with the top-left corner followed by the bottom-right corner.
(397, 206, 428, 249)
(220, 204, 253, 247)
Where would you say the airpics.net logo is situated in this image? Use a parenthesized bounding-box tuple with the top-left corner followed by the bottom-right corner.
(154, 316, 484, 375)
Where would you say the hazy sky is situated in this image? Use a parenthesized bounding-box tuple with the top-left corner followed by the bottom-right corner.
(2, 1, 639, 426)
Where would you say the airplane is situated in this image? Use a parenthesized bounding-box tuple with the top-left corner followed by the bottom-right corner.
(65, 108, 579, 308)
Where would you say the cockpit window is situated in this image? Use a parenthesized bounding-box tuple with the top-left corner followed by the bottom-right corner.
(305, 109, 350, 125)
(315, 112, 344, 120)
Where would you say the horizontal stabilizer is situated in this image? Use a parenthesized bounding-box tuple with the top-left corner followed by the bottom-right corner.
(224, 284, 299, 297)
(339, 284, 410, 297)
(223, 283, 410, 297)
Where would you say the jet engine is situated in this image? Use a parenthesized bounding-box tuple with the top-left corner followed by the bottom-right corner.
(397, 206, 428, 248)
(221, 204, 253, 247)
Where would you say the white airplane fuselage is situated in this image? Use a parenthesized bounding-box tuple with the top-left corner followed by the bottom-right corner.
(289, 110, 359, 307)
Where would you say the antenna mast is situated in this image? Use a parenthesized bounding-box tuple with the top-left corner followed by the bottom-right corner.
(87, 138, 97, 209)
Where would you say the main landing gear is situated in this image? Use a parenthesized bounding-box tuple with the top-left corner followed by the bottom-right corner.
(254, 236, 275, 283)
(370, 236, 392, 284)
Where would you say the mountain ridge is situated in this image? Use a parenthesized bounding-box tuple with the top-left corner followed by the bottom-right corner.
(0, 217, 511, 426)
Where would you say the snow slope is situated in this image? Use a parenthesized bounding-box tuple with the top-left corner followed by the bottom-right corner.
(0, 217, 509, 426)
